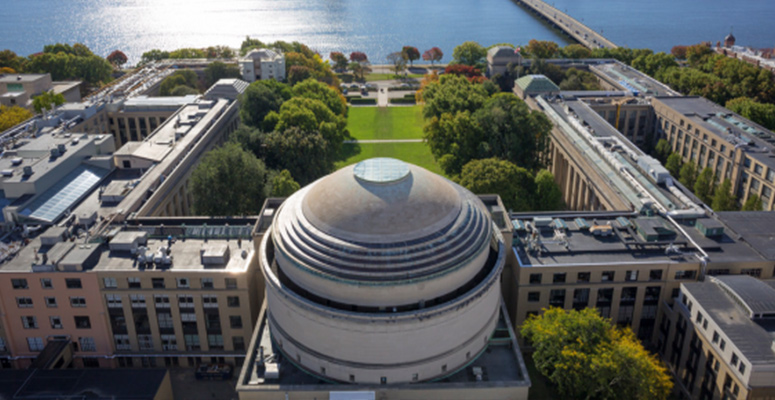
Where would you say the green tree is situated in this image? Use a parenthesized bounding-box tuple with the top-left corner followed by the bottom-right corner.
(140, 49, 170, 64)
(274, 97, 346, 145)
(292, 79, 348, 117)
(560, 44, 591, 59)
(190, 142, 269, 216)
(630, 52, 678, 77)
(0, 49, 25, 72)
(0, 105, 34, 132)
(239, 81, 288, 128)
(526, 40, 559, 59)
(457, 158, 535, 211)
(534, 170, 564, 211)
(159, 70, 199, 96)
(452, 41, 487, 68)
(26, 47, 112, 86)
(204, 61, 240, 87)
(348, 61, 364, 80)
(693, 167, 715, 204)
(521, 308, 673, 400)
(32, 91, 65, 114)
(263, 127, 334, 185)
(169, 48, 206, 59)
(329, 52, 349, 70)
(742, 193, 763, 211)
(288, 65, 313, 86)
(558, 68, 601, 91)
(665, 153, 682, 177)
(270, 169, 301, 197)
(726, 97, 775, 130)
(401, 46, 420, 66)
(712, 179, 738, 211)
(654, 139, 672, 163)
(420, 74, 489, 119)
(679, 162, 697, 188)
(204, 45, 235, 59)
(169, 85, 200, 96)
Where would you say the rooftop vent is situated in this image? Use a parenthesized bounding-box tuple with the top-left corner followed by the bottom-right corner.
(11, 157, 22, 166)
(1, 169, 13, 177)
(22, 165, 33, 176)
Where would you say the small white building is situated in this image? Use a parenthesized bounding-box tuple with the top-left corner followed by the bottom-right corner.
(239, 49, 285, 82)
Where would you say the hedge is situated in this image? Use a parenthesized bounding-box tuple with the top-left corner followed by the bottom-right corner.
(389, 98, 416, 104)
(350, 98, 377, 105)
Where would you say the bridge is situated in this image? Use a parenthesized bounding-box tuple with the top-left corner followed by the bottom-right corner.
(515, 0, 618, 50)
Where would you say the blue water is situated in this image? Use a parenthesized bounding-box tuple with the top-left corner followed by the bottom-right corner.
(545, 0, 775, 51)
(1, 0, 773, 65)
(0, 0, 569, 64)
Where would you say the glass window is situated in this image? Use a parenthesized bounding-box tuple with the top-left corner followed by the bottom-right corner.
(103, 278, 117, 288)
(177, 278, 189, 288)
(106, 294, 122, 308)
(649, 269, 663, 281)
(50, 316, 63, 329)
(114, 334, 131, 350)
(529, 273, 542, 284)
(152, 278, 165, 289)
(22, 316, 38, 329)
(201, 278, 214, 289)
(154, 295, 170, 308)
(227, 296, 240, 307)
(202, 295, 218, 308)
(138, 334, 154, 350)
(527, 292, 540, 302)
(27, 337, 44, 351)
(12, 279, 28, 289)
(130, 294, 146, 308)
(70, 297, 86, 307)
(230, 316, 243, 329)
(74, 316, 91, 329)
(577, 272, 590, 283)
(127, 277, 141, 288)
(178, 295, 195, 308)
(207, 334, 224, 350)
(157, 313, 174, 329)
(79, 337, 96, 351)
(185, 334, 201, 351)
(65, 279, 82, 289)
(625, 270, 638, 281)
(553, 273, 566, 284)
(601, 271, 615, 281)
(16, 297, 33, 308)
(45, 297, 57, 307)
(40, 278, 53, 289)
(225, 278, 238, 289)
(233, 336, 245, 351)
(674, 270, 697, 280)
(549, 289, 565, 307)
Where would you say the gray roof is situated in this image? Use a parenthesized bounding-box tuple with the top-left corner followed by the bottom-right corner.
(715, 275, 775, 315)
(684, 276, 775, 365)
(0, 74, 48, 83)
(487, 46, 518, 58)
(716, 211, 775, 260)
(204, 78, 249, 101)
(0, 368, 168, 399)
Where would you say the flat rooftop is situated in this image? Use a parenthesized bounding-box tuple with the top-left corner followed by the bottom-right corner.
(0, 74, 48, 83)
(123, 94, 198, 111)
(591, 62, 680, 97)
(715, 211, 775, 260)
(511, 211, 765, 267)
(683, 276, 775, 365)
(238, 301, 530, 393)
(654, 96, 775, 170)
(0, 368, 168, 400)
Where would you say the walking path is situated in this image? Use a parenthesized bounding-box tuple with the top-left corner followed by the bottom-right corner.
(344, 139, 423, 144)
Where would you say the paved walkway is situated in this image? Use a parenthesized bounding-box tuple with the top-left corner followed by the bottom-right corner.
(377, 87, 389, 107)
(344, 139, 423, 144)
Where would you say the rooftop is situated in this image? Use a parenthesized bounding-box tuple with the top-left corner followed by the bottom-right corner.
(0, 74, 49, 83)
(515, 74, 560, 93)
(715, 211, 775, 260)
(203, 78, 249, 101)
(654, 96, 775, 170)
(122, 94, 199, 111)
(683, 275, 775, 365)
(511, 211, 765, 267)
(591, 62, 680, 97)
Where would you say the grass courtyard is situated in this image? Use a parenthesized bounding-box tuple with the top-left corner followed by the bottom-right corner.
(336, 106, 444, 176)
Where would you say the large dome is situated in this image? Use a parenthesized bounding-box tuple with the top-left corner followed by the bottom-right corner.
(259, 158, 507, 384)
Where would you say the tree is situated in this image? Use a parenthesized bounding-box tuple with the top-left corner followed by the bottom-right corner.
(32, 91, 65, 114)
(204, 61, 240, 87)
(420, 74, 489, 119)
(329, 52, 349, 70)
(387, 52, 407, 77)
(671, 45, 688, 60)
(140, 49, 170, 64)
(107, 50, 128, 68)
(665, 153, 682, 177)
(159, 70, 199, 96)
(292, 78, 348, 117)
(422, 47, 444, 66)
(169, 85, 200, 96)
(521, 308, 673, 400)
(452, 41, 486, 68)
(0, 105, 34, 132)
(457, 158, 535, 211)
(273, 97, 346, 145)
(169, 48, 206, 59)
(26, 45, 112, 86)
(631, 52, 678, 77)
(526, 40, 559, 59)
(685, 43, 713, 66)
(204, 45, 235, 59)
(349, 52, 368, 63)
(743, 193, 763, 211)
(349, 62, 364, 81)
(270, 169, 300, 197)
(726, 97, 775, 130)
(239, 80, 288, 128)
(558, 68, 600, 91)
(534, 170, 564, 211)
(560, 44, 591, 59)
(0, 50, 25, 72)
(679, 162, 697, 188)
(712, 179, 738, 211)
(694, 167, 715, 204)
(288, 65, 313, 86)
(263, 127, 334, 185)
(654, 139, 672, 163)
(190, 142, 269, 216)
(402, 46, 420, 66)
(444, 64, 482, 80)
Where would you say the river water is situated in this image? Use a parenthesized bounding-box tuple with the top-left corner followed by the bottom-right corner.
(1, 0, 773, 64)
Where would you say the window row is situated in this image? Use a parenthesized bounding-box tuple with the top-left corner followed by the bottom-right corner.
(103, 277, 238, 289)
(21, 315, 91, 330)
(527, 269, 692, 284)
(12, 278, 82, 290)
(105, 294, 240, 308)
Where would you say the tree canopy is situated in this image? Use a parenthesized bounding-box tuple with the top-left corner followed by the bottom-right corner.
(743, 193, 763, 211)
(457, 158, 535, 211)
(270, 169, 300, 197)
(107, 50, 128, 68)
(190, 142, 269, 216)
(526, 40, 559, 59)
(25, 43, 112, 85)
(32, 91, 65, 114)
(452, 41, 486, 68)
(726, 97, 775, 130)
(693, 167, 715, 204)
(239, 80, 290, 128)
(712, 179, 738, 211)
(0, 105, 33, 132)
(159, 70, 199, 96)
(402, 46, 420, 66)
(329, 52, 349, 70)
(204, 61, 240, 87)
(665, 153, 682, 177)
(521, 308, 672, 400)
(534, 169, 565, 211)
(262, 127, 335, 186)
(422, 47, 444, 65)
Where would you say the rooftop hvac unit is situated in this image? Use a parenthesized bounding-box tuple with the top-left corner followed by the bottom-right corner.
(50, 148, 60, 158)
(1, 170, 12, 177)
(11, 157, 22, 166)
(22, 166, 33, 176)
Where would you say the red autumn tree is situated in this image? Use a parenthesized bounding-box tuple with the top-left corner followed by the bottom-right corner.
(402, 46, 420, 66)
(349, 51, 368, 63)
(671, 45, 688, 60)
(107, 50, 128, 68)
(444, 64, 482, 80)
(422, 47, 444, 66)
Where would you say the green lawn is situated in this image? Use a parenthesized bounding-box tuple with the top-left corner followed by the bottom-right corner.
(335, 142, 443, 176)
(364, 73, 425, 82)
(346, 106, 425, 140)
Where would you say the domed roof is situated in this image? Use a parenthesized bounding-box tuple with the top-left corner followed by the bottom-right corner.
(269, 158, 494, 305)
(725, 33, 736, 42)
(301, 158, 462, 244)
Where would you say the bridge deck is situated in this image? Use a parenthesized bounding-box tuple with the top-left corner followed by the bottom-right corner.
(516, 0, 617, 49)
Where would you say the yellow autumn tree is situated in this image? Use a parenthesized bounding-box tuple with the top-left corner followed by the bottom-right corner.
(521, 307, 672, 400)
(0, 105, 34, 132)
